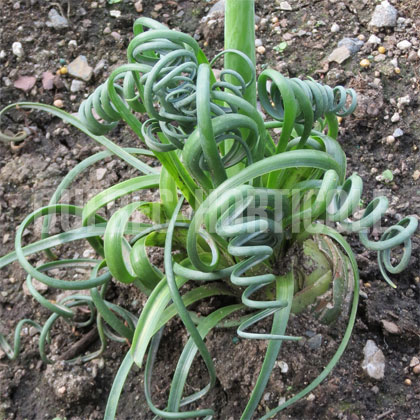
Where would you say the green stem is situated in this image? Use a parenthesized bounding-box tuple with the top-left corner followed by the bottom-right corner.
(225, 0, 256, 107)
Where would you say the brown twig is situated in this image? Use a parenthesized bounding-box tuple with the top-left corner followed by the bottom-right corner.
(57, 327, 98, 361)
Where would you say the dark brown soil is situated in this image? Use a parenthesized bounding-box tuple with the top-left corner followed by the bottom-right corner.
(0, 1, 419, 420)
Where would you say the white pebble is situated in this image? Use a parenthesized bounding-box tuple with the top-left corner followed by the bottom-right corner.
(68, 39, 77, 49)
(368, 34, 381, 44)
(385, 135, 395, 145)
(391, 112, 400, 123)
(110, 10, 121, 18)
(0, 50, 6, 59)
(12, 41, 24, 58)
(397, 40, 412, 50)
(331, 23, 340, 33)
(256, 46, 266, 54)
(255, 38, 263, 47)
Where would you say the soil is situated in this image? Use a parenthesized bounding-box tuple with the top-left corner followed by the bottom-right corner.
(0, 1, 419, 420)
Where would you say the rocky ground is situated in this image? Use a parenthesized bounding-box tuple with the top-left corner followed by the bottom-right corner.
(0, 1, 419, 419)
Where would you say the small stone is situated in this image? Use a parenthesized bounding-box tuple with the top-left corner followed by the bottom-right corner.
(154, 3, 163, 12)
(307, 334, 323, 350)
(362, 340, 385, 380)
(59, 66, 68, 75)
(90, 1, 98, 8)
(70, 79, 85, 93)
(94, 59, 106, 76)
(371, 385, 380, 394)
(110, 10, 121, 18)
(23, 278, 48, 296)
(14, 75, 36, 92)
(381, 320, 400, 334)
(413, 365, 420, 375)
(68, 55, 93, 82)
(0, 50, 6, 60)
(331, 23, 340, 33)
(306, 393, 315, 402)
(338, 37, 364, 54)
(68, 39, 77, 49)
(368, 35, 381, 44)
(110, 31, 122, 41)
(398, 95, 410, 107)
(328, 46, 351, 64)
(409, 357, 420, 368)
(103, 27, 111, 35)
(397, 40, 412, 51)
(256, 46, 266, 54)
(378, 46, 386, 54)
(385, 135, 395, 145)
(374, 54, 386, 62)
(255, 38, 263, 47)
(360, 58, 371, 68)
(369, 1, 397, 28)
(46, 8, 69, 30)
(393, 128, 403, 137)
(390, 112, 400, 123)
(57, 386, 66, 395)
(12, 41, 24, 58)
(277, 361, 289, 373)
(96, 168, 107, 181)
(412, 170, 420, 181)
(408, 51, 418, 62)
(53, 99, 64, 108)
(394, 67, 401, 74)
(134, 0, 143, 13)
(279, 2, 292, 11)
(404, 378, 412, 386)
(42, 71, 55, 90)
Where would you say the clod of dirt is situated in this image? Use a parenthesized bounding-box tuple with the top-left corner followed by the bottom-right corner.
(44, 361, 97, 403)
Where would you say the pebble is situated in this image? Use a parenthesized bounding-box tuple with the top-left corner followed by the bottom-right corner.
(279, 1, 292, 11)
(256, 46, 266, 54)
(404, 378, 412, 386)
(381, 320, 400, 334)
(362, 340, 385, 380)
(94, 59, 106, 76)
(393, 128, 403, 137)
(328, 46, 351, 64)
(14, 75, 36, 92)
(307, 334, 323, 350)
(369, 1, 397, 28)
(22, 278, 48, 296)
(397, 95, 410, 107)
(46, 8, 69, 30)
(368, 35, 381, 44)
(409, 357, 419, 367)
(412, 170, 420, 181)
(70, 79, 85, 93)
(110, 10, 121, 18)
(68, 39, 77, 49)
(110, 31, 122, 41)
(255, 38, 263, 47)
(408, 51, 418, 62)
(413, 365, 420, 375)
(331, 23, 340, 33)
(338, 37, 364, 54)
(96, 168, 107, 181)
(390, 112, 400, 123)
(0, 50, 6, 60)
(12, 41, 24, 58)
(277, 361, 289, 373)
(53, 99, 64, 108)
(59, 66, 68, 75)
(378, 46, 386, 54)
(360, 58, 371, 68)
(397, 40, 412, 50)
(134, 0, 143, 13)
(154, 3, 163, 12)
(42, 71, 55, 90)
(374, 54, 386, 62)
(385, 135, 395, 145)
(68, 55, 93, 82)
(306, 393, 315, 402)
